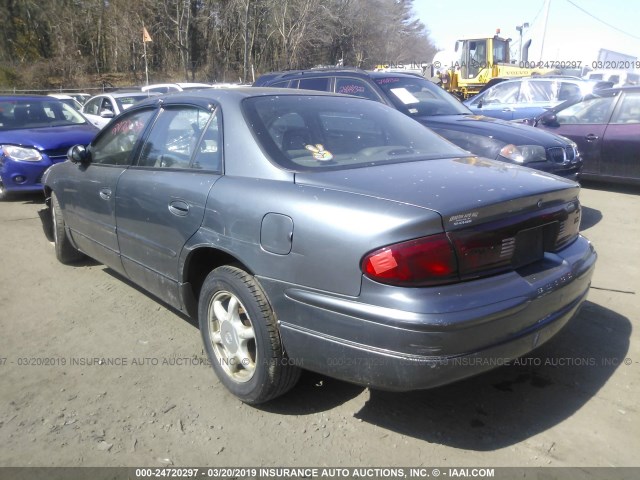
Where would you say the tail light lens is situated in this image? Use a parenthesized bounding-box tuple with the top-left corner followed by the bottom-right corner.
(361, 234, 459, 287)
(362, 201, 580, 288)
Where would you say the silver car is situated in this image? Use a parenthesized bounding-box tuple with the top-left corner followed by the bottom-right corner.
(43, 88, 597, 404)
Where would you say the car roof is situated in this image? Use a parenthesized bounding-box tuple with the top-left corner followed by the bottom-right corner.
(255, 68, 426, 86)
(590, 85, 640, 95)
(159, 86, 357, 102)
(0, 94, 56, 101)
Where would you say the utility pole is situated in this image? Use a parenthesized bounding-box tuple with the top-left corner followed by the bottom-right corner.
(516, 23, 529, 62)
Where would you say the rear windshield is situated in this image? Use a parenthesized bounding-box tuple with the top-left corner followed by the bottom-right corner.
(374, 76, 471, 116)
(0, 98, 88, 130)
(242, 95, 466, 171)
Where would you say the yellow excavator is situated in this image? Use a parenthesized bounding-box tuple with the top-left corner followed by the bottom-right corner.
(434, 31, 556, 99)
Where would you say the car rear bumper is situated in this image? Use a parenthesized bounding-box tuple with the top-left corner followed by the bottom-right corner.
(263, 235, 596, 391)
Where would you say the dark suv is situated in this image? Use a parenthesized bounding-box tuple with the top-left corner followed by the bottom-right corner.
(254, 69, 582, 180)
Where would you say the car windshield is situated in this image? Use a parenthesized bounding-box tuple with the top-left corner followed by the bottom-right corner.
(243, 95, 467, 171)
(0, 99, 88, 130)
(373, 76, 471, 116)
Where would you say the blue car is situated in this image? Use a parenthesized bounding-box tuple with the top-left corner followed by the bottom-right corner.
(0, 95, 98, 200)
(463, 77, 612, 121)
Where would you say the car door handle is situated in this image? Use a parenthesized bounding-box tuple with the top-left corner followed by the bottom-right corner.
(501, 107, 515, 112)
(585, 134, 599, 141)
(99, 188, 112, 200)
(168, 200, 190, 216)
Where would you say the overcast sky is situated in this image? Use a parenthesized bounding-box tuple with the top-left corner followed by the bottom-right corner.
(412, 0, 640, 65)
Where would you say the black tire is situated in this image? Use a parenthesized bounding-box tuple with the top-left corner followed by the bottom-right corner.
(198, 265, 300, 404)
(51, 192, 84, 264)
(0, 181, 9, 201)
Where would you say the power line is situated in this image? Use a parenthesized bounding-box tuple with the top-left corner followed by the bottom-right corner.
(565, 0, 640, 40)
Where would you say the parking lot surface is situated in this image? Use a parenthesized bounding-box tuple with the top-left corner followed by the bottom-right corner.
(0, 184, 638, 467)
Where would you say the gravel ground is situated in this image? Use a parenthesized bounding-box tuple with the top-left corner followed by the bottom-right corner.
(0, 183, 638, 469)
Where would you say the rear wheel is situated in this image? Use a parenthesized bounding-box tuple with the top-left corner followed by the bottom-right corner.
(51, 192, 84, 264)
(198, 265, 300, 404)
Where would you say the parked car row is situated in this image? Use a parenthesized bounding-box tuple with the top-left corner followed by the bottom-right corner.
(254, 69, 584, 180)
(43, 87, 596, 403)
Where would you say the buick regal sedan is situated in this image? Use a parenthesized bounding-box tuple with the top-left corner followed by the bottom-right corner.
(44, 88, 596, 404)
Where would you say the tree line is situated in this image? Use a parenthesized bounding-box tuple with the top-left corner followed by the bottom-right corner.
(0, 0, 437, 91)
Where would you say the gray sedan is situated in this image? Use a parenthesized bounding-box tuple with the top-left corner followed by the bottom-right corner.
(43, 88, 597, 404)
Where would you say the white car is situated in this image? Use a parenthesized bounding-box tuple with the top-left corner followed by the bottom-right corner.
(82, 92, 158, 129)
(141, 82, 212, 94)
(47, 94, 83, 111)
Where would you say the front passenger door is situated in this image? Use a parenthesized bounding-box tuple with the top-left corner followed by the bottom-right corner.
(64, 108, 156, 271)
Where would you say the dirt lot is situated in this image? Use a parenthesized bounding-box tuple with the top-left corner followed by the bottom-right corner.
(0, 183, 638, 468)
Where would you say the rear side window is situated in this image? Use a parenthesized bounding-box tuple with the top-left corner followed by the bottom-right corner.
(298, 77, 331, 91)
(518, 81, 555, 103)
(335, 78, 381, 101)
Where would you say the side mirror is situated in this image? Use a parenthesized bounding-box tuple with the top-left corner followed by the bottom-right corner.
(68, 145, 90, 164)
(99, 109, 115, 118)
(540, 113, 558, 126)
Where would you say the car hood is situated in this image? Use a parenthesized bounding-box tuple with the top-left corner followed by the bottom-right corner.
(0, 124, 98, 151)
(295, 156, 578, 225)
(416, 114, 570, 147)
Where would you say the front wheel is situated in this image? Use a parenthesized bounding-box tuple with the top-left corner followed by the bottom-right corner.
(198, 266, 300, 404)
(51, 192, 84, 264)
(0, 181, 9, 201)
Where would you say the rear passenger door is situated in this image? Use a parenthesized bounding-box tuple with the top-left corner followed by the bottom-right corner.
(115, 104, 222, 305)
(601, 91, 640, 180)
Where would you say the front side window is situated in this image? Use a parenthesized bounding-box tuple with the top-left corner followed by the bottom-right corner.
(481, 81, 521, 105)
(558, 82, 582, 101)
(556, 95, 617, 125)
(243, 95, 466, 171)
(83, 97, 102, 116)
(492, 39, 509, 64)
(137, 106, 213, 169)
(91, 109, 155, 166)
(466, 40, 487, 78)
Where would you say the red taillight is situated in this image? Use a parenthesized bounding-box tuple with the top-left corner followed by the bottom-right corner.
(362, 234, 459, 287)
